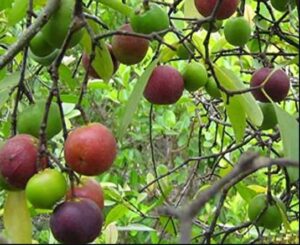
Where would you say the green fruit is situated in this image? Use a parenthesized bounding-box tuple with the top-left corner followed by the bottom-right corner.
(203, 20, 223, 32)
(25, 168, 67, 209)
(205, 77, 222, 98)
(224, 17, 251, 46)
(29, 32, 55, 57)
(271, 0, 289, 12)
(41, 0, 83, 49)
(29, 49, 59, 66)
(130, 4, 169, 34)
(248, 194, 285, 230)
(259, 103, 278, 130)
(177, 42, 195, 59)
(182, 62, 208, 92)
(17, 100, 62, 140)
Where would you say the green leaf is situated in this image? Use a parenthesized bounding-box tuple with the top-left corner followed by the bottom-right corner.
(214, 65, 263, 127)
(6, 0, 28, 26)
(275, 200, 291, 231)
(58, 64, 79, 90)
(184, 0, 202, 18)
(0, 72, 20, 90)
(236, 183, 257, 203)
(3, 191, 32, 243)
(104, 222, 118, 244)
(117, 224, 155, 232)
(0, 0, 13, 11)
(225, 96, 246, 142)
(117, 58, 159, 139)
(0, 90, 9, 109)
(105, 204, 129, 225)
(274, 105, 299, 183)
(98, 0, 133, 17)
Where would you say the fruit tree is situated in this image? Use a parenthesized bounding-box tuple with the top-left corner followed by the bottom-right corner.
(0, 0, 299, 244)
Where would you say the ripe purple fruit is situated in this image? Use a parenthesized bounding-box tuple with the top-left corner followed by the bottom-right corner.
(50, 198, 103, 244)
(144, 65, 184, 105)
(250, 68, 290, 102)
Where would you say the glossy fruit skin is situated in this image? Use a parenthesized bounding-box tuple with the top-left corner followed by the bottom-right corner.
(203, 20, 223, 32)
(248, 194, 285, 230)
(205, 77, 221, 98)
(130, 4, 169, 34)
(29, 32, 55, 57)
(112, 24, 149, 65)
(29, 49, 59, 66)
(144, 65, 184, 105)
(64, 123, 117, 176)
(50, 198, 103, 244)
(194, 0, 240, 20)
(182, 62, 208, 92)
(82, 45, 119, 79)
(26, 168, 67, 209)
(17, 100, 62, 140)
(41, 0, 83, 49)
(66, 177, 104, 209)
(271, 0, 289, 12)
(259, 103, 278, 130)
(0, 134, 47, 189)
(250, 68, 290, 102)
(224, 17, 251, 46)
(177, 42, 195, 59)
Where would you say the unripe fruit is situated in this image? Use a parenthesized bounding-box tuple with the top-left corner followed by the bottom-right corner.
(250, 68, 290, 102)
(248, 194, 285, 230)
(194, 0, 240, 20)
(50, 198, 103, 244)
(202, 20, 223, 32)
(259, 103, 278, 130)
(0, 134, 47, 189)
(29, 49, 59, 66)
(224, 17, 251, 46)
(271, 0, 289, 12)
(205, 77, 222, 98)
(144, 65, 184, 105)
(112, 24, 149, 65)
(17, 100, 62, 140)
(82, 45, 119, 79)
(64, 123, 117, 176)
(177, 42, 195, 59)
(41, 0, 83, 49)
(182, 62, 208, 92)
(131, 4, 169, 34)
(66, 177, 104, 209)
(26, 168, 67, 209)
(29, 32, 55, 57)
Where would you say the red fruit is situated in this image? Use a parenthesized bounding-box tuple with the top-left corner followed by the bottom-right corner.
(250, 68, 290, 102)
(66, 177, 104, 209)
(144, 65, 184, 105)
(64, 123, 117, 176)
(82, 45, 119, 79)
(194, 0, 240, 20)
(0, 134, 47, 189)
(50, 198, 103, 244)
(112, 24, 149, 65)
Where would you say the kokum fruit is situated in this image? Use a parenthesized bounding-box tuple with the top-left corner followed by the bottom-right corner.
(50, 198, 103, 244)
(130, 4, 169, 34)
(248, 194, 285, 230)
(205, 77, 222, 99)
(29, 32, 55, 57)
(17, 100, 62, 140)
(66, 177, 104, 209)
(111, 24, 149, 65)
(224, 17, 251, 46)
(64, 123, 117, 176)
(26, 168, 67, 209)
(259, 103, 278, 130)
(144, 65, 184, 105)
(177, 42, 195, 59)
(194, 0, 240, 20)
(182, 62, 208, 92)
(82, 45, 119, 79)
(250, 68, 290, 102)
(0, 134, 47, 189)
(41, 0, 83, 49)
